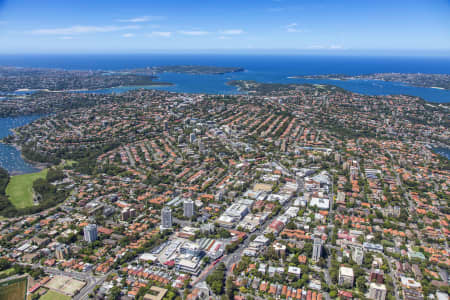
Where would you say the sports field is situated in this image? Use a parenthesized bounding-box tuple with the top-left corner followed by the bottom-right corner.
(40, 290, 71, 300)
(0, 275, 28, 300)
(44, 275, 84, 297)
(0, 268, 16, 278)
(5, 169, 48, 209)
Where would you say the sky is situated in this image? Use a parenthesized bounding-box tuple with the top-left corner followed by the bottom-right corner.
(0, 0, 449, 54)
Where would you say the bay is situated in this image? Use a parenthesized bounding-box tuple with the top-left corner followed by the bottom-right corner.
(0, 54, 449, 174)
(0, 115, 43, 175)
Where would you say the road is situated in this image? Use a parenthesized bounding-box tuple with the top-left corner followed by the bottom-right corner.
(385, 257, 400, 299)
(193, 191, 296, 288)
(322, 173, 334, 300)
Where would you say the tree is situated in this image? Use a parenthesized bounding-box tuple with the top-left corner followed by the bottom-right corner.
(206, 263, 226, 295)
(302, 242, 313, 256)
(0, 258, 11, 271)
(226, 277, 235, 300)
(46, 168, 65, 182)
(356, 276, 367, 292)
(329, 290, 337, 298)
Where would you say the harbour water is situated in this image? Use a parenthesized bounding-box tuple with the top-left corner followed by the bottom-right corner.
(0, 115, 43, 174)
(0, 54, 449, 174)
(433, 147, 450, 160)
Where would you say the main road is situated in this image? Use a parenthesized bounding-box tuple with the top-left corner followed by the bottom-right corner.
(193, 191, 297, 287)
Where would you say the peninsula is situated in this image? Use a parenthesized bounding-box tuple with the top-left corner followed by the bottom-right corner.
(124, 65, 245, 75)
(0, 65, 244, 93)
(290, 72, 450, 90)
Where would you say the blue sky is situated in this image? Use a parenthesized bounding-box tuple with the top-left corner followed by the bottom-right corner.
(0, 0, 449, 54)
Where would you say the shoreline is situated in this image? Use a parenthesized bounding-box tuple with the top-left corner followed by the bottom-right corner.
(1, 126, 49, 176)
(288, 75, 450, 91)
(11, 83, 175, 94)
(6, 142, 49, 175)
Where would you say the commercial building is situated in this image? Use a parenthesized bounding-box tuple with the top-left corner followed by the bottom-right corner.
(363, 242, 383, 253)
(309, 197, 330, 210)
(216, 215, 235, 228)
(176, 257, 202, 275)
(84, 224, 98, 243)
(180, 242, 202, 257)
(217, 203, 250, 227)
(224, 203, 249, 220)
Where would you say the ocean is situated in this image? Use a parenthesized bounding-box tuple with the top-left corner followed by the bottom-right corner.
(0, 54, 449, 173)
(1, 54, 450, 101)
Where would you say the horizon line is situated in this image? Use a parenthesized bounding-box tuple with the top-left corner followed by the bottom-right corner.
(0, 49, 449, 57)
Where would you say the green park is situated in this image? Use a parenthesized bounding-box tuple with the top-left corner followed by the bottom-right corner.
(5, 169, 48, 209)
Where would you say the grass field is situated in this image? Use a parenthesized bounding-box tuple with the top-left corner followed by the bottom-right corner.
(5, 169, 48, 209)
(39, 290, 71, 300)
(63, 160, 77, 167)
(0, 267, 16, 278)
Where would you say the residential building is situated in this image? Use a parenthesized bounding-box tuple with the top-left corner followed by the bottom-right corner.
(400, 276, 423, 300)
(84, 224, 98, 243)
(121, 207, 136, 221)
(369, 283, 387, 300)
(312, 238, 322, 262)
(183, 199, 194, 218)
(189, 133, 196, 143)
(161, 207, 173, 230)
(352, 245, 364, 265)
(55, 244, 69, 260)
(370, 269, 384, 284)
(338, 266, 354, 287)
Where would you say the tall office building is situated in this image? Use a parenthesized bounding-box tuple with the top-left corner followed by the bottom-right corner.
(83, 224, 98, 243)
(183, 199, 194, 218)
(312, 238, 322, 262)
(160, 207, 172, 230)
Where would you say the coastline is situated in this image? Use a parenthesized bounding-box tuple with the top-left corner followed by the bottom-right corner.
(6, 141, 48, 175)
(0, 125, 49, 176)
(288, 75, 450, 91)
(11, 83, 175, 94)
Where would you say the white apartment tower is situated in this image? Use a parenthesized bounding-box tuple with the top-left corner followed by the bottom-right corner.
(161, 206, 173, 230)
(312, 238, 322, 262)
(84, 224, 98, 243)
(183, 199, 195, 218)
